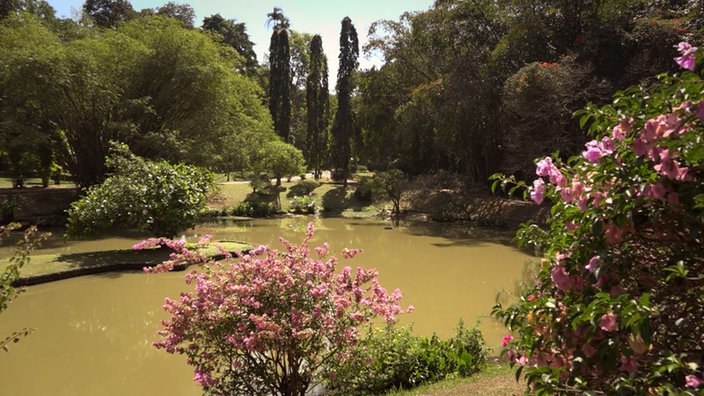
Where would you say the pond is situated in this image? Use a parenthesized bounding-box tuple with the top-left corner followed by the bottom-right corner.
(0, 217, 532, 396)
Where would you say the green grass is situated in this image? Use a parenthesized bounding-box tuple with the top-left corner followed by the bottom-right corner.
(386, 361, 524, 396)
(6, 241, 252, 281)
(209, 179, 385, 217)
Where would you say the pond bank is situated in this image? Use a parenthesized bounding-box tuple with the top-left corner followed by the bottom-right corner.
(7, 241, 252, 286)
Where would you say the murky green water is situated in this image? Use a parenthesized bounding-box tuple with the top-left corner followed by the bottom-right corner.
(0, 217, 531, 396)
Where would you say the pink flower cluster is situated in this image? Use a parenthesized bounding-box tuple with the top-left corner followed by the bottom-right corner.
(675, 42, 697, 71)
(133, 237, 208, 272)
(150, 222, 412, 392)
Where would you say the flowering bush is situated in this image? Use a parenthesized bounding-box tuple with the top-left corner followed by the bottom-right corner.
(491, 42, 704, 394)
(141, 223, 412, 396)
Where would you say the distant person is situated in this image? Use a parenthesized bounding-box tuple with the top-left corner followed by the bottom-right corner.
(14, 174, 24, 189)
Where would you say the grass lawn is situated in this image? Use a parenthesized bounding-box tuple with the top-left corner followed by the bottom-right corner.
(388, 361, 524, 396)
(209, 178, 386, 217)
(5, 241, 252, 284)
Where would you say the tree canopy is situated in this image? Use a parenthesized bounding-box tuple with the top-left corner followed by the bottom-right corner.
(0, 13, 274, 187)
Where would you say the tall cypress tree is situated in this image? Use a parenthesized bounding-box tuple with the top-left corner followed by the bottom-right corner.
(305, 34, 329, 179)
(330, 16, 358, 185)
(267, 8, 291, 141)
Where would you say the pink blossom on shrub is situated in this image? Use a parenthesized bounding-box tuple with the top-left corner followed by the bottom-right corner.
(695, 100, 704, 121)
(536, 157, 564, 185)
(619, 355, 639, 373)
(148, 223, 412, 395)
(675, 42, 697, 70)
(585, 256, 600, 273)
(531, 178, 545, 204)
(599, 313, 617, 332)
(641, 182, 668, 201)
(583, 136, 616, 163)
(685, 374, 704, 388)
(611, 118, 633, 141)
(604, 223, 626, 245)
(551, 264, 571, 291)
(502, 334, 515, 348)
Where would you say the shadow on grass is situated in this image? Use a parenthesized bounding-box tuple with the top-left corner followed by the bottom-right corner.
(322, 185, 369, 215)
(56, 248, 174, 270)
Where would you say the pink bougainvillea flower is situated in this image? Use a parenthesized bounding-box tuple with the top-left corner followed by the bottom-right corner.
(611, 117, 633, 141)
(582, 136, 616, 163)
(675, 42, 697, 71)
(582, 141, 602, 163)
(599, 312, 617, 332)
(604, 223, 625, 245)
(551, 264, 571, 291)
(502, 334, 514, 348)
(531, 178, 545, 205)
(685, 374, 704, 388)
(619, 355, 639, 373)
(641, 182, 668, 201)
(632, 137, 650, 157)
(695, 100, 704, 121)
(585, 256, 600, 273)
(536, 157, 556, 177)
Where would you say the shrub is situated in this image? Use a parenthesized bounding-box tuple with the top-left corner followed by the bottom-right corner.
(228, 202, 276, 217)
(353, 181, 373, 203)
(287, 179, 320, 198)
(327, 320, 486, 394)
(66, 143, 212, 238)
(288, 196, 317, 214)
(492, 42, 704, 394)
(142, 223, 413, 396)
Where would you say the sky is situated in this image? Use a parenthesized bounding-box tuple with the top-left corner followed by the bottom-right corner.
(46, 0, 435, 83)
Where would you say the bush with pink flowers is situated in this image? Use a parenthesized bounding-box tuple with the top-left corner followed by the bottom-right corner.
(142, 223, 412, 396)
(491, 42, 704, 394)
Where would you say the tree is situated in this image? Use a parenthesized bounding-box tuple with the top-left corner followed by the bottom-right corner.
(267, 7, 291, 142)
(0, 14, 275, 187)
(330, 16, 358, 186)
(256, 139, 304, 186)
(0, 0, 56, 21)
(82, 0, 135, 28)
(143, 223, 411, 396)
(154, 2, 195, 28)
(493, 43, 704, 394)
(305, 34, 329, 179)
(371, 169, 409, 216)
(66, 143, 212, 238)
(201, 13, 257, 74)
(499, 57, 608, 180)
(288, 30, 313, 149)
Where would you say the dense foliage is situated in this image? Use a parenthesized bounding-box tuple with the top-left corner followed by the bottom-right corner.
(142, 223, 412, 396)
(370, 169, 410, 216)
(330, 16, 359, 185)
(0, 12, 274, 187)
(268, 7, 292, 142)
(359, 0, 701, 180)
(492, 43, 704, 394)
(305, 34, 330, 179)
(66, 144, 212, 238)
(327, 321, 486, 394)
